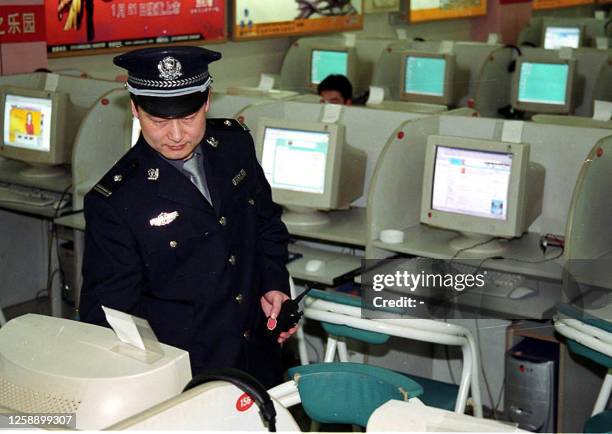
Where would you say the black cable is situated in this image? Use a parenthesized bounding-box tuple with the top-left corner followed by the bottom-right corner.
(46, 184, 72, 299)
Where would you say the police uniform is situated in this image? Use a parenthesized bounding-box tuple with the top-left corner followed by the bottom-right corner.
(79, 46, 290, 388)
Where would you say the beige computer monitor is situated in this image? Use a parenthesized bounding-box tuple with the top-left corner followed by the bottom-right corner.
(0, 314, 191, 430)
(0, 86, 71, 177)
(308, 46, 357, 92)
(420, 135, 544, 254)
(255, 117, 366, 226)
(511, 57, 576, 114)
(399, 51, 455, 106)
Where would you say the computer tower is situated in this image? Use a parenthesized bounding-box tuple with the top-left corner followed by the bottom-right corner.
(505, 338, 559, 432)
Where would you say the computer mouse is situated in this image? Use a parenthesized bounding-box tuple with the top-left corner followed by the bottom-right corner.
(305, 259, 325, 273)
(508, 286, 537, 300)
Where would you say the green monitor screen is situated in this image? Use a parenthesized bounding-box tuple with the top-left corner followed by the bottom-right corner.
(399, 51, 454, 105)
(310, 49, 349, 86)
(404, 56, 446, 97)
(518, 62, 568, 105)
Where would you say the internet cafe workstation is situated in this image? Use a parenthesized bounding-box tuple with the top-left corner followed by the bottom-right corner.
(0, 0, 611, 432)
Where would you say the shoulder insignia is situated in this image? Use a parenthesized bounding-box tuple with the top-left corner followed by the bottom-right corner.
(92, 159, 139, 198)
(207, 118, 250, 132)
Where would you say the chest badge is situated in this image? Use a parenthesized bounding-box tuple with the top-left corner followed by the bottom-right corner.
(147, 168, 159, 181)
(232, 169, 247, 186)
(207, 136, 219, 148)
(149, 211, 179, 227)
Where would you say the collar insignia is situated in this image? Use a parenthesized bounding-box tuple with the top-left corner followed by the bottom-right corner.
(207, 136, 219, 148)
(150, 211, 179, 227)
(158, 56, 183, 80)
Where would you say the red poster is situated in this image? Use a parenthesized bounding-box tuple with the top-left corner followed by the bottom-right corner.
(0, 5, 45, 43)
(46, 0, 226, 54)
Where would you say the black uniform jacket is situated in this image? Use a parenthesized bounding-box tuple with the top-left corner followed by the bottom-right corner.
(80, 118, 290, 387)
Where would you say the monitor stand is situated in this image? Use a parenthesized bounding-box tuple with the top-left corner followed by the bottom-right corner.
(282, 206, 331, 227)
(19, 164, 67, 178)
(449, 232, 508, 256)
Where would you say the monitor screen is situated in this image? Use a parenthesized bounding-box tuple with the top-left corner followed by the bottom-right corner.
(3, 94, 52, 152)
(404, 56, 447, 97)
(310, 49, 349, 85)
(431, 146, 512, 221)
(543, 26, 581, 50)
(518, 62, 569, 106)
(261, 126, 330, 194)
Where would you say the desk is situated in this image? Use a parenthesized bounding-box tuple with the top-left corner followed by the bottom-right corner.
(287, 244, 361, 287)
(0, 161, 73, 318)
(285, 207, 367, 247)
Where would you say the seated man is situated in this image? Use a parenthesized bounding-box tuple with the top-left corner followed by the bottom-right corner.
(317, 74, 353, 105)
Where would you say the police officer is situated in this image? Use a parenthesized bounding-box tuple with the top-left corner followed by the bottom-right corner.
(80, 46, 295, 388)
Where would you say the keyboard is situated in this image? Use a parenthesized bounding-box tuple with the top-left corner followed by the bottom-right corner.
(445, 262, 526, 298)
(0, 183, 70, 209)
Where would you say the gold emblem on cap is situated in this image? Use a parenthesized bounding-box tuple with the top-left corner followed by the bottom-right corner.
(158, 56, 183, 81)
(207, 137, 219, 148)
(147, 168, 159, 181)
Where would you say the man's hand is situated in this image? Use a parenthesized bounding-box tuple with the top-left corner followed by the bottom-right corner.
(261, 290, 299, 344)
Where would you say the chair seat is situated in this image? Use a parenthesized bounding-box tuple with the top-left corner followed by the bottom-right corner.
(406, 374, 459, 412)
(288, 362, 423, 427)
(584, 409, 612, 433)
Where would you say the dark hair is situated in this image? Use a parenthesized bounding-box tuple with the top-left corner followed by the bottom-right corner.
(317, 74, 353, 101)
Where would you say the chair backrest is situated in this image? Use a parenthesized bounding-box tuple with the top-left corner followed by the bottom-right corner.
(287, 362, 423, 427)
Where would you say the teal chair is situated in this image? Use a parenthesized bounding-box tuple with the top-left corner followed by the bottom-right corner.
(269, 362, 423, 427)
(302, 289, 483, 417)
(555, 303, 612, 432)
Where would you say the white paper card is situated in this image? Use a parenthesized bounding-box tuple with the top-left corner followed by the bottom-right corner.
(596, 37, 609, 50)
(343, 33, 356, 47)
(593, 100, 612, 121)
(257, 73, 275, 91)
(396, 28, 408, 40)
(102, 306, 159, 351)
(440, 40, 454, 54)
(321, 103, 343, 123)
(559, 47, 573, 60)
(487, 33, 500, 44)
(44, 73, 60, 91)
(367, 86, 385, 105)
(501, 120, 524, 143)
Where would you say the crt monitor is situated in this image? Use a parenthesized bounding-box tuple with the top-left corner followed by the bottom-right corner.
(420, 135, 545, 255)
(399, 51, 455, 106)
(511, 58, 575, 114)
(0, 86, 71, 177)
(308, 47, 356, 91)
(542, 25, 583, 50)
(0, 314, 191, 430)
(256, 118, 366, 226)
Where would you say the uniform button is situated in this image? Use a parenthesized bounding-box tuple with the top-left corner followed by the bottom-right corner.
(243, 329, 251, 339)
(169, 240, 178, 248)
(248, 198, 255, 205)
(203, 231, 209, 237)
(113, 174, 123, 182)
(235, 293, 243, 304)
(228, 255, 236, 265)
(219, 216, 227, 226)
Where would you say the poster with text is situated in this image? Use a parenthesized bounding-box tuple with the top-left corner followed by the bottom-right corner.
(233, 0, 363, 40)
(46, 0, 226, 55)
(409, 0, 486, 22)
(532, 0, 593, 8)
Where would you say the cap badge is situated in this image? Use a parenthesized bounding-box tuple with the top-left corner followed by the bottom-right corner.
(150, 211, 179, 227)
(158, 56, 183, 81)
(147, 168, 159, 181)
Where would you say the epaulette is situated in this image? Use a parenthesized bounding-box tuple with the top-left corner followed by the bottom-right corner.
(207, 118, 250, 132)
(92, 159, 139, 198)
